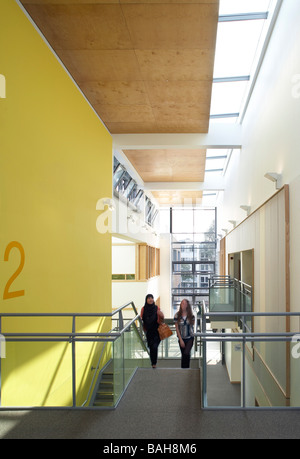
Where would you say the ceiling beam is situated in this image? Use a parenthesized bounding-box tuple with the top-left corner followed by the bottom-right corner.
(112, 123, 242, 150)
(144, 179, 224, 192)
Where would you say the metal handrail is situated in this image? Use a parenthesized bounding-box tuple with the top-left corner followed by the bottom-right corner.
(198, 310, 300, 409)
(82, 318, 149, 407)
(82, 340, 109, 407)
(0, 301, 148, 408)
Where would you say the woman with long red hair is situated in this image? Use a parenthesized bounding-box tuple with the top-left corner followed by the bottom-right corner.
(174, 299, 195, 368)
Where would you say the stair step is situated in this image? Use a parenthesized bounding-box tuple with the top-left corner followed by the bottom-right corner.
(102, 372, 113, 380)
(92, 364, 115, 407)
(93, 400, 114, 407)
(96, 394, 114, 403)
(97, 390, 114, 397)
(99, 382, 113, 391)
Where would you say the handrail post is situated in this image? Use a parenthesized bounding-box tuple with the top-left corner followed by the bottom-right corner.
(0, 316, 2, 408)
(119, 310, 124, 332)
(72, 315, 76, 408)
(242, 334, 246, 408)
(201, 306, 207, 408)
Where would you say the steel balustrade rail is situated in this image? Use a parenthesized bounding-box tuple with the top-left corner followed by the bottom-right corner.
(197, 310, 300, 410)
(0, 301, 148, 410)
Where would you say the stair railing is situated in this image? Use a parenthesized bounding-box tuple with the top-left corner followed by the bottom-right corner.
(0, 301, 149, 409)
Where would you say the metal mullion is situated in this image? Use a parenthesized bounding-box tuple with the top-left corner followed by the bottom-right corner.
(219, 12, 268, 22)
(213, 76, 250, 83)
(113, 165, 125, 189)
(206, 155, 228, 160)
(0, 317, 1, 407)
(72, 316, 76, 408)
(210, 113, 239, 119)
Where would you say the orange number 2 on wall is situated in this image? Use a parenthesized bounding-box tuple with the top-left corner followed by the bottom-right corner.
(3, 241, 25, 300)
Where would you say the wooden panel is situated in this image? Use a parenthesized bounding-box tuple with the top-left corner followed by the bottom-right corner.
(152, 190, 203, 205)
(80, 81, 148, 106)
(156, 248, 160, 276)
(95, 104, 156, 123)
(24, 4, 133, 50)
(151, 104, 209, 131)
(23, 0, 218, 3)
(135, 49, 215, 82)
(21, 0, 219, 135)
(153, 120, 209, 133)
(121, 0, 218, 3)
(225, 186, 291, 401)
(22, 0, 218, 3)
(121, 3, 219, 50)
(56, 49, 143, 83)
(104, 121, 159, 134)
(137, 244, 148, 281)
(145, 81, 212, 106)
(22, 1, 121, 4)
(219, 237, 226, 276)
(124, 149, 206, 182)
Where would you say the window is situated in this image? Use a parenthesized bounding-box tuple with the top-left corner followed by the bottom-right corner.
(169, 208, 217, 315)
(207, 0, 281, 180)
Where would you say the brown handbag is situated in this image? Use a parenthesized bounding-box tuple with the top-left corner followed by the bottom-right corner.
(158, 322, 173, 340)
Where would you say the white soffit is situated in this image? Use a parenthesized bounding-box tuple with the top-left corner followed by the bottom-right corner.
(112, 123, 242, 150)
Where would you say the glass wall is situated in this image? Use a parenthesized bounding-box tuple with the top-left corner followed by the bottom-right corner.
(113, 156, 158, 227)
(170, 208, 217, 316)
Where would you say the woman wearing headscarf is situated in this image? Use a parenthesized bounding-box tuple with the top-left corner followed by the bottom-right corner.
(141, 294, 164, 368)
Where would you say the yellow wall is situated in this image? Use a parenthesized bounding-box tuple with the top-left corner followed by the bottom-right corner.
(0, 0, 112, 406)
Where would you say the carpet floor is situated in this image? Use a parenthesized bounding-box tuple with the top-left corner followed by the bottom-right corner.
(0, 367, 300, 439)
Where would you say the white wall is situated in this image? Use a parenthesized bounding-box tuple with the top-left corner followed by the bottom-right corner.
(225, 188, 288, 401)
(112, 278, 160, 313)
(112, 244, 136, 274)
(111, 195, 161, 313)
(112, 197, 160, 248)
(159, 233, 172, 317)
(218, 0, 300, 406)
(217, 0, 300, 235)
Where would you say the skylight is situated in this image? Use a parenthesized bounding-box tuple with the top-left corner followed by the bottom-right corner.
(210, 0, 275, 124)
(219, 0, 272, 15)
(205, 0, 282, 184)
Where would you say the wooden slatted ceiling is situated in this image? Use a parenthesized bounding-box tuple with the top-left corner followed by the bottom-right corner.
(21, 0, 219, 135)
(21, 0, 219, 202)
(123, 149, 206, 182)
(151, 191, 203, 206)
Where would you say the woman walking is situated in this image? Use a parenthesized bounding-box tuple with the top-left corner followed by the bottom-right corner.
(141, 294, 164, 368)
(174, 299, 195, 368)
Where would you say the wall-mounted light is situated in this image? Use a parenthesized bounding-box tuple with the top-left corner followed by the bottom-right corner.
(101, 198, 115, 211)
(240, 205, 251, 216)
(228, 220, 237, 228)
(221, 228, 228, 235)
(264, 172, 282, 189)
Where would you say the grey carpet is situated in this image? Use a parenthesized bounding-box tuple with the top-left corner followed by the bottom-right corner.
(206, 362, 241, 407)
(1, 367, 300, 439)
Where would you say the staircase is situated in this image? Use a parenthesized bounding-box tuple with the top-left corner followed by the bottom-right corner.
(93, 364, 114, 407)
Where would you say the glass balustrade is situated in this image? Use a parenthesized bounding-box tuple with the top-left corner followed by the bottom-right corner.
(200, 332, 297, 409)
(0, 304, 151, 409)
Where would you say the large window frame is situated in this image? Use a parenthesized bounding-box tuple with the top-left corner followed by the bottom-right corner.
(170, 208, 217, 316)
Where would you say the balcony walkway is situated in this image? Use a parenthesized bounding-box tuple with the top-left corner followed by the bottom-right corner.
(0, 363, 300, 439)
